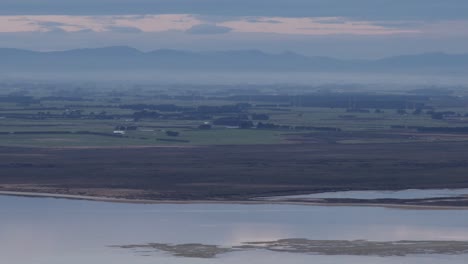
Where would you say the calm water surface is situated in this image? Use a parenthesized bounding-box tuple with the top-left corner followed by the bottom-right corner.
(265, 188, 468, 200)
(1, 195, 468, 264)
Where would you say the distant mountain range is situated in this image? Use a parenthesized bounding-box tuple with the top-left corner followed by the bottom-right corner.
(1, 46, 467, 73)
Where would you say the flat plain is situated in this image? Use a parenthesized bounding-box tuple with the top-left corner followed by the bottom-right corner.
(1, 83, 468, 206)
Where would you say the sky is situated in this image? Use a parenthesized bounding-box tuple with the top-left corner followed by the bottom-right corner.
(0, 0, 467, 58)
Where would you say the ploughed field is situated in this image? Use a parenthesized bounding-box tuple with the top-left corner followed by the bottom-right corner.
(1, 141, 468, 202)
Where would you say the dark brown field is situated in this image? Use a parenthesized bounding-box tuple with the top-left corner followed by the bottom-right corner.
(1, 141, 468, 201)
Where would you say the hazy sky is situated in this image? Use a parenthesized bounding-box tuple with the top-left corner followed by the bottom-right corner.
(0, 0, 467, 58)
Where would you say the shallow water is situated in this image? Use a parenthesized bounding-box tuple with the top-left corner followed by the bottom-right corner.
(265, 188, 468, 200)
(1, 195, 468, 264)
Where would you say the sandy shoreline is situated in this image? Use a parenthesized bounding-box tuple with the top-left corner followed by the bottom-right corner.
(1, 190, 468, 210)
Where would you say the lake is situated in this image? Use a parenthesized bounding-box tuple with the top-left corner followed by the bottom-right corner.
(1, 195, 468, 264)
(263, 188, 468, 200)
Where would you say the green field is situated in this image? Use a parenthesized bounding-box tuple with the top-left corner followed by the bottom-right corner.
(1, 83, 468, 147)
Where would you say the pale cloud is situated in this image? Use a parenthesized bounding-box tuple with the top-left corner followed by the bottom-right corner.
(0, 16, 105, 32)
(0, 14, 421, 36)
(186, 24, 232, 35)
(246, 18, 282, 24)
(0, 17, 40, 32)
(106, 26, 142, 34)
(0, 14, 201, 33)
(112, 14, 200, 32)
(221, 17, 419, 35)
(2, 14, 467, 37)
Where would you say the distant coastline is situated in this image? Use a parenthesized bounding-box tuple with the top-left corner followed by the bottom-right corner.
(1, 190, 467, 210)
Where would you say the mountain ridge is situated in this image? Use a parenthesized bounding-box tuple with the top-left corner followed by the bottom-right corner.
(1, 47, 467, 73)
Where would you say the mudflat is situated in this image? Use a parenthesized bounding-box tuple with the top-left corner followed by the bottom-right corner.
(114, 239, 468, 258)
(1, 141, 468, 206)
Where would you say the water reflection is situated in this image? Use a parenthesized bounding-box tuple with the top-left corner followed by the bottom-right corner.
(1, 195, 468, 264)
